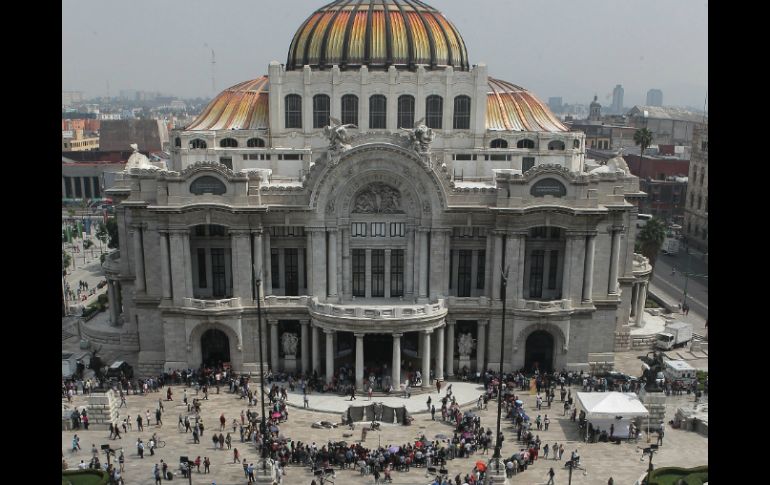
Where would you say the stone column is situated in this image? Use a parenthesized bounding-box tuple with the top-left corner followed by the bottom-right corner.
(422, 330, 432, 388)
(429, 230, 445, 300)
(630, 283, 638, 317)
(444, 321, 454, 378)
(269, 320, 279, 372)
(300, 320, 310, 374)
(341, 226, 351, 298)
(477, 320, 487, 372)
(311, 324, 320, 374)
(485, 232, 494, 298)
(312, 229, 327, 299)
(305, 231, 313, 295)
(608, 227, 622, 295)
(436, 325, 445, 381)
(131, 226, 145, 293)
(262, 230, 272, 296)
(561, 236, 573, 301)
(511, 233, 526, 303)
(405, 227, 414, 298)
(169, 231, 188, 305)
(182, 231, 193, 298)
(253, 229, 264, 300)
(418, 230, 429, 299)
(325, 329, 334, 383)
(231, 230, 251, 300)
(582, 234, 596, 302)
(159, 231, 172, 299)
(327, 229, 338, 298)
(492, 232, 503, 300)
(392, 333, 402, 387)
(355, 333, 365, 391)
(636, 282, 648, 326)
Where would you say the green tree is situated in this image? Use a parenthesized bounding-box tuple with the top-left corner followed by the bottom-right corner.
(638, 217, 667, 268)
(106, 217, 119, 249)
(62, 251, 72, 274)
(634, 128, 653, 171)
(96, 222, 108, 254)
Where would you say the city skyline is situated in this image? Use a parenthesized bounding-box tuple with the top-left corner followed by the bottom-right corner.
(62, 0, 708, 109)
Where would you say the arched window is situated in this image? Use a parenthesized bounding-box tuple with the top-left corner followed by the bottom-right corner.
(219, 138, 238, 148)
(425, 95, 443, 129)
(548, 140, 565, 150)
(174, 137, 181, 148)
(313, 94, 330, 129)
(397, 95, 415, 129)
(490, 139, 508, 149)
(190, 138, 207, 149)
(285, 94, 302, 129)
(369, 95, 387, 129)
(247, 138, 265, 148)
(517, 139, 535, 149)
(573, 139, 580, 149)
(453, 95, 471, 129)
(341, 94, 358, 126)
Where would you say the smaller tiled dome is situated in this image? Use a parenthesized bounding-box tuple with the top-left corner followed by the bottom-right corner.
(186, 77, 270, 131)
(486, 78, 567, 133)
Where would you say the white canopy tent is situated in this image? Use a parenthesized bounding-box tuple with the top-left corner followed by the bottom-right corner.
(576, 392, 649, 439)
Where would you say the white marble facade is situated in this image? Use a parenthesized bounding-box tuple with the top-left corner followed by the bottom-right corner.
(104, 0, 651, 380)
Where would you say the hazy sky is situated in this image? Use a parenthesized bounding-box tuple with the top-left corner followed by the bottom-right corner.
(62, 0, 708, 108)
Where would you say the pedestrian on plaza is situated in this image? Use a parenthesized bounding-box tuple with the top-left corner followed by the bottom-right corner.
(303, 393, 309, 408)
(350, 386, 356, 401)
(137, 415, 143, 432)
(543, 443, 550, 460)
(91, 444, 99, 461)
(219, 413, 226, 431)
(233, 448, 241, 464)
(82, 414, 89, 430)
(608, 478, 614, 485)
(218, 433, 225, 450)
(431, 405, 436, 421)
(156, 408, 163, 427)
(114, 423, 122, 440)
(193, 427, 200, 444)
(146, 410, 152, 427)
(552, 442, 559, 460)
(558, 444, 564, 460)
(368, 385, 373, 401)
(185, 417, 191, 433)
(137, 439, 144, 459)
(126, 415, 132, 431)
(546, 468, 555, 485)
(609, 423, 614, 438)
(212, 434, 219, 450)
(118, 450, 125, 472)
(225, 433, 232, 450)
(153, 463, 162, 484)
(544, 415, 550, 431)
(204, 456, 210, 473)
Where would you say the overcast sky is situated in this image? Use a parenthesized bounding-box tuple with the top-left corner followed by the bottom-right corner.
(62, 0, 708, 108)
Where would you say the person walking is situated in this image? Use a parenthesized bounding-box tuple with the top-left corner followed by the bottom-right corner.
(546, 467, 555, 485)
(431, 405, 436, 421)
(225, 433, 232, 450)
(218, 433, 225, 450)
(204, 456, 210, 473)
(350, 386, 356, 401)
(153, 463, 162, 484)
(233, 448, 241, 464)
(543, 443, 550, 460)
(544, 415, 550, 431)
(219, 413, 226, 431)
(303, 393, 309, 408)
(118, 450, 125, 472)
(137, 439, 145, 459)
(212, 434, 219, 450)
(156, 408, 163, 427)
(608, 478, 614, 485)
(427, 395, 432, 412)
(368, 385, 373, 401)
(137, 414, 143, 432)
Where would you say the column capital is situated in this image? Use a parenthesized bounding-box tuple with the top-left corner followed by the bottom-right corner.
(306, 227, 327, 234)
(608, 225, 626, 233)
(506, 230, 528, 237)
(326, 227, 339, 233)
(446, 319, 456, 326)
(323, 328, 334, 335)
(250, 226, 264, 235)
(229, 229, 252, 237)
(478, 320, 489, 327)
(565, 230, 595, 238)
(167, 228, 190, 236)
(267, 319, 278, 326)
(354, 333, 366, 338)
(423, 329, 434, 335)
(299, 319, 310, 326)
(392, 333, 403, 338)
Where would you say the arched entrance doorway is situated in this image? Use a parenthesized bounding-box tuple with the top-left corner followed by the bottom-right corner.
(525, 330, 554, 373)
(201, 329, 230, 367)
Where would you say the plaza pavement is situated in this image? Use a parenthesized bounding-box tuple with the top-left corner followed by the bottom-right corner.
(62, 378, 707, 484)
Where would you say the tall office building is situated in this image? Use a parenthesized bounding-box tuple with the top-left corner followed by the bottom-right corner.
(611, 85, 624, 114)
(646, 89, 663, 107)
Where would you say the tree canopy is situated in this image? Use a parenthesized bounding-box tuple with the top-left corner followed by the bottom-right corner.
(638, 217, 667, 267)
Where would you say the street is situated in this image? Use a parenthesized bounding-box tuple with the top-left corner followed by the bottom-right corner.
(650, 249, 708, 323)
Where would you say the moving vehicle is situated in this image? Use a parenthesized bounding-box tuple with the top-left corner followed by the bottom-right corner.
(661, 235, 680, 255)
(655, 321, 693, 350)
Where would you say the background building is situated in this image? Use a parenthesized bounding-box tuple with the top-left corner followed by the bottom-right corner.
(99, 119, 169, 152)
(611, 85, 624, 114)
(102, 0, 651, 379)
(684, 125, 708, 251)
(626, 106, 706, 145)
(646, 89, 663, 107)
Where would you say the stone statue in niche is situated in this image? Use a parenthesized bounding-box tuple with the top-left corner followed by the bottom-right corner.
(457, 333, 475, 357)
(352, 183, 403, 213)
(281, 332, 298, 357)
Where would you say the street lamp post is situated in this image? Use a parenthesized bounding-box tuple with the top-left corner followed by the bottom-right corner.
(254, 277, 269, 474)
(641, 444, 658, 482)
(490, 266, 509, 477)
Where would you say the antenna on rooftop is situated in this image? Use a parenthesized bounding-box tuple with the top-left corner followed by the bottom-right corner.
(204, 43, 216, 96)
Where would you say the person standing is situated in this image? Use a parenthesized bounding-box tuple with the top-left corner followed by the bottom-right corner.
(153, 463, 162, 484)
(118, 450, 125, 472)
(218, 433, 225, 450)
(544, 415, 550, 431)
(225, 433, 232, 450)
(219, 413, 226, 431)
(156, 408, 163, 427)
(136, 415, 143, 432)
(368, 385, 373, 401)
(137, 439, 144, 459)
(203, 456, 210, 473)
(350, 386, 356, 401)
(303, 393, 309, 408)
(546, 468, 555, 485)
(431, 405, 436, 421)
(427, 395, 432, 412)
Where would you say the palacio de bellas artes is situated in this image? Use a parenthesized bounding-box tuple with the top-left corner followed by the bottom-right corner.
(99, 0, 652, 384)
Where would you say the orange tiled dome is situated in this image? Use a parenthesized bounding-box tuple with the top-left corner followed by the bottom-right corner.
(486, 78, 568, 133)
(287, 0, 469, 71)
(186, 77, 269, 131)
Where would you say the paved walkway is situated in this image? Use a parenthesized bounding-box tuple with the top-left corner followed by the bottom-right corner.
(280, 382, 485, 415)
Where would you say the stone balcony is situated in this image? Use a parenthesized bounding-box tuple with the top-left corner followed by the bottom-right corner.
(182, 297, 242, 309)
(308, 297, 448, 333)
(520, 299, 572, 311)
(632, 253, 653, 276)
(101, 250, 120, 276)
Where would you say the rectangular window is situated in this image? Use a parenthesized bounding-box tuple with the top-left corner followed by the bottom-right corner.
(371, 222, 386, 237)
(390, 249, 404, 297)
(219, 157, 233, 170)
(522, 157, 535, 172)
(457, 250, 472, 297)
(271, 249, 280, 288)
(397, 95, 415, 129)
(285, 94, 302, 129)
(352, 249, 366, 297)
(74, 177, 82, 198)
(197, 248, 207, 288)
(352, 223, 367, 237)
(453, 154, 473, 161)
(313, 95, 330, 129)
(390, 223, 405, 237)
(529, 250, 545, 299)
(369, 95, 387, 129)
(371, 249, 385, 297)
(341, 95, 359, 126)
(92, 177, 101, 198)
(476, 250, 486, 289)
(426, 95, 443, 129)
(548, 250, 559, 290)
(453, 96, 471, 129)
(284, 248, 299, 296)
(211, 248, 226, 297)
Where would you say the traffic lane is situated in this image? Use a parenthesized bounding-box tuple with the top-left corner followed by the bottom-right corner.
(658, 251, 708, 283)
(651, 270, 708, 315)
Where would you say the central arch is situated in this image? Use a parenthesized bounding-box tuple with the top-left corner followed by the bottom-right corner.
(201, 328, 230, 367)
(525, 330, 554, 373)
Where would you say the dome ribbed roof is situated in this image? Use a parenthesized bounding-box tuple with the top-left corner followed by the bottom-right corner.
(287, 0, 469, 71)
(186, 77, 270, 131)
(486, 78, 568, 133)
